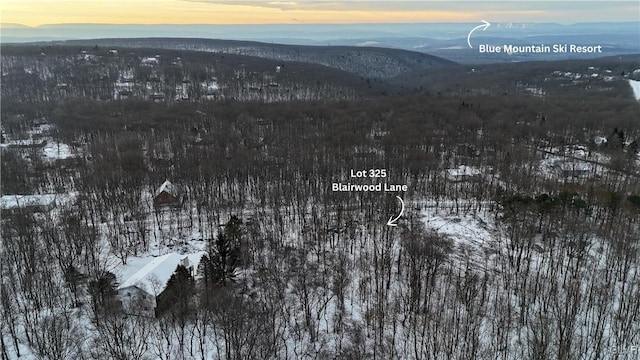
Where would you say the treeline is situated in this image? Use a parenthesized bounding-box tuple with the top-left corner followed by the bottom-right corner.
(0, 45, 369, 104)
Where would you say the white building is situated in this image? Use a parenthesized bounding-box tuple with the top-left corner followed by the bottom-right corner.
(446, 165, 481, 182)
(1, 193, 77, 214)
(118, 251, 206, 317)
(1, 194, 57, 213)
(141, 57, 159, 66)
(558, 162, 591, 179)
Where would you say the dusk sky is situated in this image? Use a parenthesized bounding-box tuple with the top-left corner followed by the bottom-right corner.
(2, 1, 638, 27)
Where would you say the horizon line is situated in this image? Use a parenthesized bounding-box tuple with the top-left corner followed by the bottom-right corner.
(4, 20, 639, 28)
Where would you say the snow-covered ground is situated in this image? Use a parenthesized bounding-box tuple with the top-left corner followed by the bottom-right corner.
(42, 142, 76, 160)
(421, 205, 498, 270)
(629, 79, 640, 100)
(537, 144, 610, 180)
(0, 140, 77, 161)
(0, 192, 77, 210)
(1, 120, 81, 161)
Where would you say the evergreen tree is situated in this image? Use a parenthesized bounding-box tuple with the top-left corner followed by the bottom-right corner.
(196, 253, 214, 307)
(214, 232, 240, 284)
(200, 216, 243, 292)
(156, 265, 195, 318)
(223, 215, 243, 244)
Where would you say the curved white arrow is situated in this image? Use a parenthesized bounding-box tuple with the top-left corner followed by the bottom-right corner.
(386, 196, 405, 227)
(467, 20, 491, 48)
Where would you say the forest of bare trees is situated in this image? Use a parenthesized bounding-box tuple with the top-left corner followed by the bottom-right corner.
(1, 45, 639, 359)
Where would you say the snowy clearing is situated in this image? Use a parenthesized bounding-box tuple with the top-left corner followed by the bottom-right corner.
(629, 79, 640, 100)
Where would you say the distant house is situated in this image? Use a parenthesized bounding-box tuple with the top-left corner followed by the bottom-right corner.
(154, 180, 180, 207)
(446, 165, 481, 182)
(202, 81, 220, 100)
(1, 194, 57, 215)
(594, 136, 608, 146)
(141, 57, 159, 66)
(150, 93, 165, 101)
(118, 252, 205, 317)
(0, 138, 46, 150)
(558, 162, 591, 179)
(1, 193, 78, 217)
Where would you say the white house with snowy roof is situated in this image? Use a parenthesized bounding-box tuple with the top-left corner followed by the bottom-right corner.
(141, 56, 159, 66)
(1, 194, 57, 213)
(1, 193, 77, 214)
(446, 165, 481, 182)
(118, 251, 206, 317)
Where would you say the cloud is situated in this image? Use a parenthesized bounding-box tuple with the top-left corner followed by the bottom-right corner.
(177, 0, 638, 24)
(181, 0, 638, 14)
(182, 1, 488, 12)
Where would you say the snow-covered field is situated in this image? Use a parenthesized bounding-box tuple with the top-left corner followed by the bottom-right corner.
(421, 205, 497, 268)
(629, 79, 640, 100)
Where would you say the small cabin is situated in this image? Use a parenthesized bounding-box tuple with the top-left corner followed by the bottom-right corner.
(153, 180, 180, 207)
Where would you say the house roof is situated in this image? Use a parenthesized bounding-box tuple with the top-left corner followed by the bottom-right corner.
(142, 57, 159, 64)
(447, 165, 481, 178)
(1, 194, 57, 210)
(1, 193, 78, 210)
(155, 180, 174, 197)
(558, 161, 591, 171)
(118, 251, 206, 295)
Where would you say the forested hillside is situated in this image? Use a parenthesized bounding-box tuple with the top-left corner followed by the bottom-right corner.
(1, 43, 639, 359)
(40, 38, 458, 79)
(1, 45, 385, 104)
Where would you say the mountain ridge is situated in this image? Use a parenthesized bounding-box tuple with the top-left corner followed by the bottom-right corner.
(44, 37, 459, 79)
